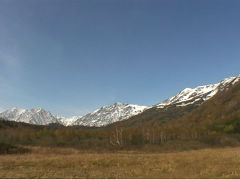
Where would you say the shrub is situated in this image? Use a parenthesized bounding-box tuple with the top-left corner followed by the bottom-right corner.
(0, 143, 30, 154)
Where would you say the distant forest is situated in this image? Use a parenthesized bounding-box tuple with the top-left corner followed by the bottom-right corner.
(1, 81, 240, 153)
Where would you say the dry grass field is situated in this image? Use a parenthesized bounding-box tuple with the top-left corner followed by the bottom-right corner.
(1, 146, 240, 178)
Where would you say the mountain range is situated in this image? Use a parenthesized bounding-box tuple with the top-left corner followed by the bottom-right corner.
(0, 103, 147, 126)
(0, 74, 239, 126)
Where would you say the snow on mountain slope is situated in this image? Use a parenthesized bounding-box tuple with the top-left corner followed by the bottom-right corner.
(0, 103, 147, 127)
(73, 103, 148, 127)
(58, 116, 82, 126)
(0, 107, 61, 125)
(0, 107, 26, 120)
(156, 75, 240, 108)
(1, 74, 239, 127)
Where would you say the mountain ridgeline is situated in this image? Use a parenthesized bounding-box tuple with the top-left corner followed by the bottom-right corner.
(1, 75, 239, 127)
(113, 75, 240, 127)
(0, 104, 147, 126)
(0, 75, 240, 151)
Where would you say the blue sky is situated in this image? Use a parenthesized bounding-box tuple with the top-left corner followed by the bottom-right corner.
(0, 0, 240, 117)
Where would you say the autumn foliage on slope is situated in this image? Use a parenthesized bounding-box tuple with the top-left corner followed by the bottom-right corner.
(0, 80, 240, 151)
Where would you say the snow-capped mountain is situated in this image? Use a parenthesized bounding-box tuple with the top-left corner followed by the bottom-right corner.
(72, 103, 148, 127)
(155, 75, 240, 108)
(1, 74, 239, 127)
(0, 107, 26, 120)
(0, 107, 61, 125)
(58, 116, 82, 126)
(0, 103, 147, 127)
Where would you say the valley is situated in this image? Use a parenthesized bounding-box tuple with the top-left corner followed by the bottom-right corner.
(1, 74, 240, 178)
(1, 1, 239, 178)
(1, 146, 240, 178)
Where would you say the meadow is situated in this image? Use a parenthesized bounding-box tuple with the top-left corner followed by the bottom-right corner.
(1, 82, 240, 178)
(1, 146, 240, 178)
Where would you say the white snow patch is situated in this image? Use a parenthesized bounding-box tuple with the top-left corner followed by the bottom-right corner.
(156, 74, 240, 108)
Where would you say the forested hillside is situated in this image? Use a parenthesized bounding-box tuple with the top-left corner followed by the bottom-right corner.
(0, 80, 240, 152)
(110, 79, 240, 147)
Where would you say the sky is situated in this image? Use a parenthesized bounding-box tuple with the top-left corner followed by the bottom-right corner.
(0, 0, 240, 117)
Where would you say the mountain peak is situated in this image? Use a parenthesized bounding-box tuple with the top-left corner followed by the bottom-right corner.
(0, 107, 60, 125)
(73, 103, 147, 127)
(10, 107, 25, 111)
(113, 102, 125, 106)
(1, 74, 239, 127)
(156, 74, 240, 108)
(31, 107, 44, 112)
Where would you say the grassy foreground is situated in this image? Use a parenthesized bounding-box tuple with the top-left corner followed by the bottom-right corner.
(0, 146, 240, 178)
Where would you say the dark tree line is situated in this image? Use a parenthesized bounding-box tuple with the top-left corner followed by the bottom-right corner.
(1, 81, 240, 151)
